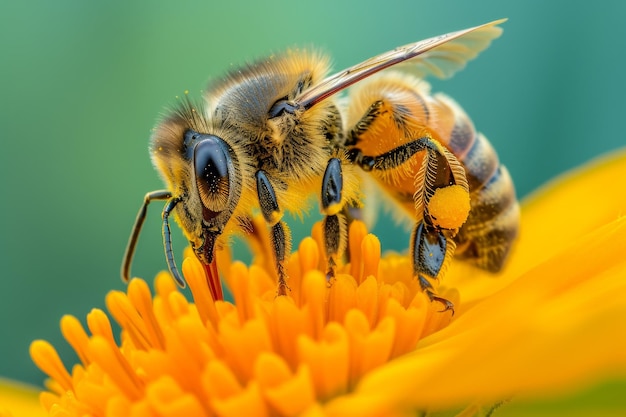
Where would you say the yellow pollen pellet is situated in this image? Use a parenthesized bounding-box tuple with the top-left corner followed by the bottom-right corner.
(428, 185, 471, 229)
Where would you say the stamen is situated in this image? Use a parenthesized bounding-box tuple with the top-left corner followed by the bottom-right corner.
(254, 352, 316, 416)
(144, 376, 208, 416)
(106, 291, 153, 350)
(345, 309, 395, 388)
(183, 257, 219, 328)
(349, 220, 368, 280)
(127, 278, 165, 350)
(298, 323, 349, 401)
(360, 234, 381, 284)
(60, 315, 90, 366)
(86, 336, 143, 400)
(355, 276, 379, 327)
(300, 271, 327, 340)
(327, 274, 358, 323)
(29, 340, 73, 392)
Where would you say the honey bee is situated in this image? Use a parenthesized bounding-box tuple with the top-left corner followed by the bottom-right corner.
(122, 19, 519, 310)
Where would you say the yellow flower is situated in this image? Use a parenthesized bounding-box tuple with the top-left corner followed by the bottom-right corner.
(0, 379, 44, 417)
(17, 150, 626, 416)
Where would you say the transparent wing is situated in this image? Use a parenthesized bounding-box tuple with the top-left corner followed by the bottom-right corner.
(294, 19, 506, 110)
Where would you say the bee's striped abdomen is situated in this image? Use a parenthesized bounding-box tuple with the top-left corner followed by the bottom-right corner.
(456, 132, 519, 271)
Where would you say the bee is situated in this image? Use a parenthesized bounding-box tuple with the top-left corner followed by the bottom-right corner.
(122, 19, 519, 310)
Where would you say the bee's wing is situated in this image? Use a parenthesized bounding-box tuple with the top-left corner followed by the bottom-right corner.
(294, 19, 506, 110)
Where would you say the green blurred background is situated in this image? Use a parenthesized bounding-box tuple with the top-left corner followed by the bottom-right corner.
(1, 0, 625, 394)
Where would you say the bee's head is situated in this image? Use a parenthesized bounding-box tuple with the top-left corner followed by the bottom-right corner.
(150, 98, 242, 266)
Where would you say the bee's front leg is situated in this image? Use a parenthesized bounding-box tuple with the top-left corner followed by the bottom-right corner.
(255, 170, 291, 296)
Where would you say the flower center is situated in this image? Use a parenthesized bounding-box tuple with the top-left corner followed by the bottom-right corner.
(31, 220, 456, 416)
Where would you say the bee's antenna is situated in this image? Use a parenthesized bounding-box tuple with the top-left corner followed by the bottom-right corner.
(122, 190, 172, 283)
(162, 197, 186, 287)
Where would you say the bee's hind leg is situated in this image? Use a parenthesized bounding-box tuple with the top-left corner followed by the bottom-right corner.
(412, 221, 456, 314)
(348, 137, 468, 313)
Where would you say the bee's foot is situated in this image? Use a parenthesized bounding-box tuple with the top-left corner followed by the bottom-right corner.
(325, 268, 336, 288)
(276, 278, 291, 297)
(419, 275, 454, 315)
(429, 293, 455, 315)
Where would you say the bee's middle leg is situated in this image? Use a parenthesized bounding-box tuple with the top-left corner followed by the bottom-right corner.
(255, 169, 292, 296)
(320, 157, 348, 280)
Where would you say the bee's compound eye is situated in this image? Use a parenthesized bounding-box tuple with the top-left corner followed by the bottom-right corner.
(268, 99, 297, 118)
(194, 136, 233, 212)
